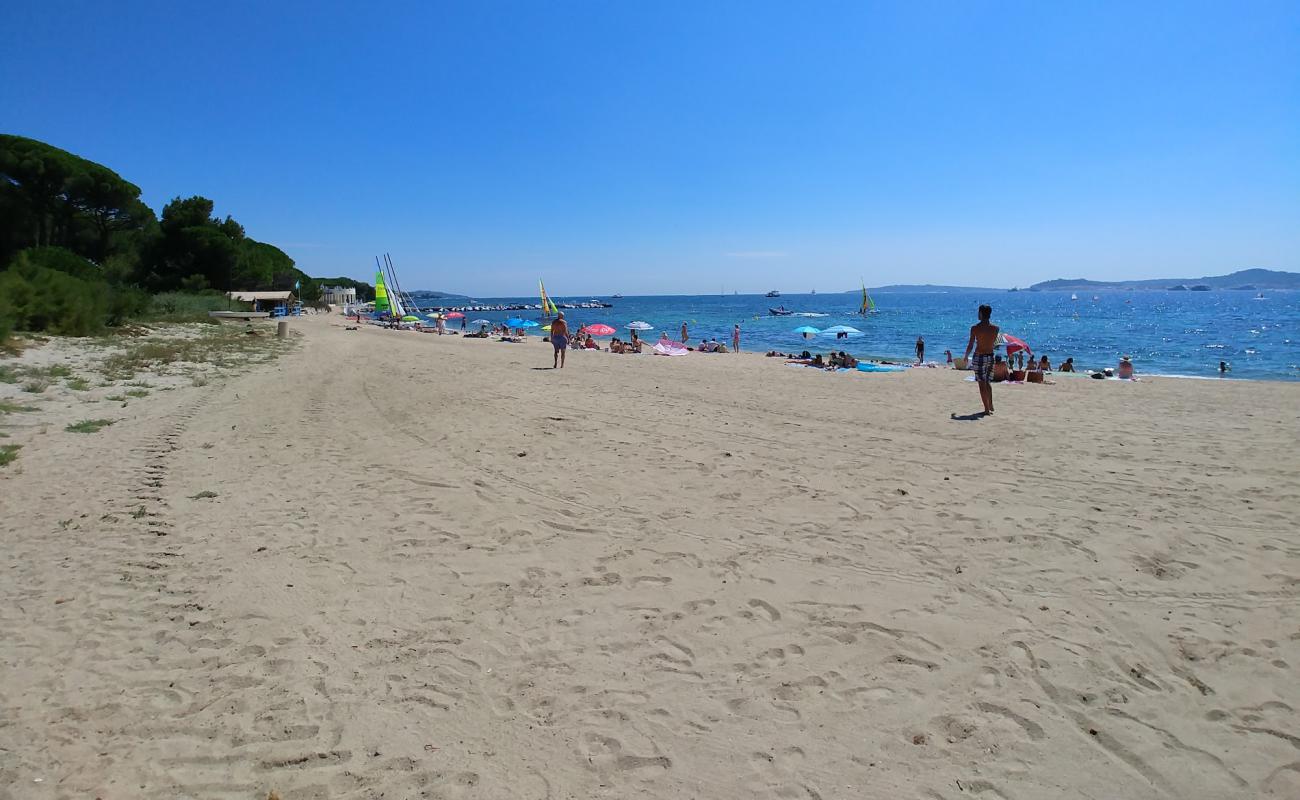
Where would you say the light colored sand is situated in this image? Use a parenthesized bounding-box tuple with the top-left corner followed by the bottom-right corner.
(2, 315, 1298, 799)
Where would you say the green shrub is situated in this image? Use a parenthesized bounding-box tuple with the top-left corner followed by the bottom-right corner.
(0, 252, 109, 335)
(0, 249, 154, 334)
(146, 290, 242, 322)
(0, 444, 19, 467)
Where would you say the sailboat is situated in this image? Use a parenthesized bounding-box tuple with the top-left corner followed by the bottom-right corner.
(374, 270, 391, 315)
(538, 279, 559, 320)
(859, 280, 877, 315)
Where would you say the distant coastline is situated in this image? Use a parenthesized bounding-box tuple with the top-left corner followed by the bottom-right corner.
(844, 268, 1300, 294)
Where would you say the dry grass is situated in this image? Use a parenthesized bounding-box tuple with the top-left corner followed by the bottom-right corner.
(65, 419, 115, 434)
(0, 400, 39, 415)
(99, 328, 283, 381)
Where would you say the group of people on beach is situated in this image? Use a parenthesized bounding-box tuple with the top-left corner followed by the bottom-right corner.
(539, 313, 745, 368)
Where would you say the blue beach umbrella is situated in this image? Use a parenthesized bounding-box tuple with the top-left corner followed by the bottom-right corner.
(793, 325, 821, 339)
(822, 325, 862, 335)
(506, 317, 540, 328)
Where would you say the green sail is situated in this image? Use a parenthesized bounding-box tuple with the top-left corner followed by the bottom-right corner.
(374, 270, 390, 313)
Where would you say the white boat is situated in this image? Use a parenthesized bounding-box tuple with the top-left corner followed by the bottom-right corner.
(1071, 294, 1078, 301)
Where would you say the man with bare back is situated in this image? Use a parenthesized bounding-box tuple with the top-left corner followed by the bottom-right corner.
(962, 304, 999, 416)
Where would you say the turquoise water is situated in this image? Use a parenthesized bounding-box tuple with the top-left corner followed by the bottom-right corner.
(435, 290, 1300, 381)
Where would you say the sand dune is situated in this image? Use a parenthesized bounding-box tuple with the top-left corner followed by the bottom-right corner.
(2, 315, 1298, 799)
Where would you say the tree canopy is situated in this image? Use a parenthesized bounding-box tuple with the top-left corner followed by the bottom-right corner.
(0, 134, 356, 299)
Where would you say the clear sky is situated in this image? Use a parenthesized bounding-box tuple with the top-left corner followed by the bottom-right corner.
(3, 1, 1297, 295)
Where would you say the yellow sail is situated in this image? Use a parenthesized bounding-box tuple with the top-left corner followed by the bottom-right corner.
(859, 280, 876, 315)
(539, 279, 559, 318)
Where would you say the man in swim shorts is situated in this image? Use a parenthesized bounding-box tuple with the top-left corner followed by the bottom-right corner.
(963, 304, 999, 416)
(550, 312, 569, 369)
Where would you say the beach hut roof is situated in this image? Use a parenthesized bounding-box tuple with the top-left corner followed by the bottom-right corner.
(227, 291, 295, 302)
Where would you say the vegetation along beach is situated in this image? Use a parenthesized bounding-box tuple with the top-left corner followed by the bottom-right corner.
(3, 3, 1298, 799)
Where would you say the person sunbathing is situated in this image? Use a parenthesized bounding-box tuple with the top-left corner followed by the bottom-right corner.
(583, 335, 598, 349)
(992, 355, 1010, 382)
(840, 351, 859, 368)
(1117, 356, 1135, 379)
(1038, 355, 1050, 372)
(1058, 357, 1075, 372)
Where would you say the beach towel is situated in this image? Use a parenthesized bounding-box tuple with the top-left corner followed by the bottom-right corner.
(652, 341, 689, 356)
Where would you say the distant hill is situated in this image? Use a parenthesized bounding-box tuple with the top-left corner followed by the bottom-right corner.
(1029, 269, 1300, 291)
(408, 289, 470, 299)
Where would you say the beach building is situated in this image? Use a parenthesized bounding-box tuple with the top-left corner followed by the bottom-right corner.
(227, 291, 297, 313)
(321, 285, 357, 306)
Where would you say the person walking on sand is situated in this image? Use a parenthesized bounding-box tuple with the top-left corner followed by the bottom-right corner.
(681, 321, 689, 343)
(915, 336, 925, 364)
(550, 312, 569, 369)
(732, 323, 741, 353)
(962, 304, 999, 416)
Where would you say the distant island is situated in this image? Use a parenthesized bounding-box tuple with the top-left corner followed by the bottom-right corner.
(1026, 269, 1299, 292)
(408, 290, 470, 300)
(844, 269, 1298, 294)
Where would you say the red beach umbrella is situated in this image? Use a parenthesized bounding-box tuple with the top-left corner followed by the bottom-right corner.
(999, 333, 1032, 355)
(584, 323, 616, 336)
(445, 312, 465, 319)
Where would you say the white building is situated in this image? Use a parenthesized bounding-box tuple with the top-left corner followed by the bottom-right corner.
(321, 285, 357, 306)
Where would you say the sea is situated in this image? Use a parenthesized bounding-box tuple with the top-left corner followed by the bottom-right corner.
(426, 290, 1300, 382)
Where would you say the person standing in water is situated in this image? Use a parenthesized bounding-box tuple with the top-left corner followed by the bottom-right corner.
(915, 336, 925, 363)
(962, 304, 999, 416)
(681, 321, 689, 343)
(732, 323, 741, 353)
(550, 312, 569, 369)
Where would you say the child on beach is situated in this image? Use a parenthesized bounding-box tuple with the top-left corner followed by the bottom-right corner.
(962, 304, 999, 415)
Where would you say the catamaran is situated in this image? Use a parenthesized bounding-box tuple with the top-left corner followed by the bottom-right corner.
(858, 280, 877, 315)
(538, 279, 559, 319)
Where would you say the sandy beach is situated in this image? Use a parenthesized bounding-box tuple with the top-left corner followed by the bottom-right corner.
(2, 315, 1298, 799)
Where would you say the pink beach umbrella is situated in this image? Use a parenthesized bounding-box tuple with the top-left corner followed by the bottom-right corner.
(584, 323, 616, 336)
(445, 311, 465, 319)
(999, 333, 1032, 355)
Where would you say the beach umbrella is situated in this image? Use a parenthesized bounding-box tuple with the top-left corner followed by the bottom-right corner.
(793, 325, 821, 339)
(445, 311, 465, 319)
(822, 325, 861, 335)
(470, 319, 491, 326)
(626, 321, 653, 330)
(998, 333, 1032, 354)
(505, 317, 530, 328)
(584, 323, 616, 336)
(518, 319, 540, 328)
(401, 315, 420, 322)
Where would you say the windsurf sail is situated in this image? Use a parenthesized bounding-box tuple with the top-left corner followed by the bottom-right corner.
(539, 279, 559, 318)
(374, 270, 391, 314)
(859, 280, 876, 315)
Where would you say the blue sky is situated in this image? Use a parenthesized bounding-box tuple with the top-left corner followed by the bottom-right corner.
(3, 1, 1297, 295)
